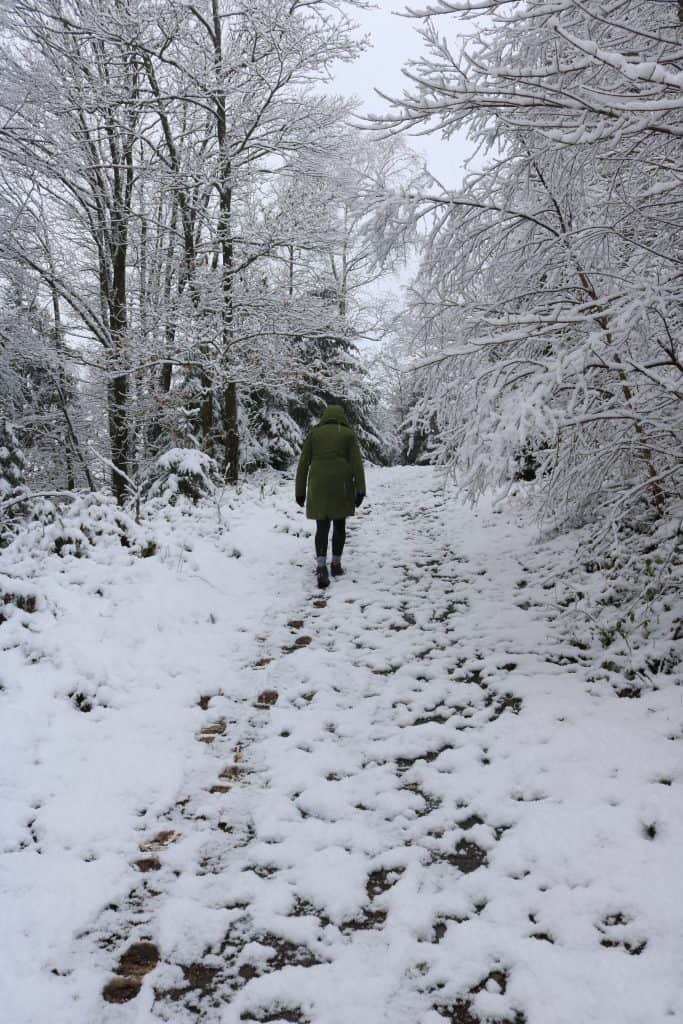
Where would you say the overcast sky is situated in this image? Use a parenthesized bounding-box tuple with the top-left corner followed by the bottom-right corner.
(331, 1, 477, 190)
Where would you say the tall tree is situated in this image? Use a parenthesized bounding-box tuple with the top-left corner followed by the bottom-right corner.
(0, 0, 149, 501)
(136, 0, 368, 481)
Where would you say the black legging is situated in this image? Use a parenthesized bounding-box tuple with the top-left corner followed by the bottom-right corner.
(315, 518, 346, 559)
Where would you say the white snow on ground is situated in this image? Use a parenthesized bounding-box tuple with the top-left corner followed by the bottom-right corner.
(0, 467, 681, 1024)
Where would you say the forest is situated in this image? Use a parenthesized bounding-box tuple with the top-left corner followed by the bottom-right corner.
(0, 3, 682, 1019)
(1, 0, 681, 575)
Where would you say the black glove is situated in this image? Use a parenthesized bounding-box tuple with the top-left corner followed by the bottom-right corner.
(296, 494, 305, 508)
(355, 493, 365, 508)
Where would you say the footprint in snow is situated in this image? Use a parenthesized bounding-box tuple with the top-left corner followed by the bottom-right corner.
(102, 941, 160, 1004)
(282, 635, 312, 654)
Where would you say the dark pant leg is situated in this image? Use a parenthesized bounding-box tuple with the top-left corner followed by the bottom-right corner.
(331, 518, 346, 559)
(315, 519, 331, 558)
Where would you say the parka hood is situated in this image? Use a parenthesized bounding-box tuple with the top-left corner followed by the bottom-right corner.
(319, 404, 349, 427)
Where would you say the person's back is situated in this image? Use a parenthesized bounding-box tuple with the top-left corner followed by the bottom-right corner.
(295, 405, 366, 588)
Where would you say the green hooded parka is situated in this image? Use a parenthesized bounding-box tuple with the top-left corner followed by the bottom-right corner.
(295, 405, 366, 520)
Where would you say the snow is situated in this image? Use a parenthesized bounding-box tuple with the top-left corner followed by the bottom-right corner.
(0, 467, 681, 1024)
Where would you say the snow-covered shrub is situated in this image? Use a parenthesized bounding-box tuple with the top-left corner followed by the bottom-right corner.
(146, 448, 218, 505)
(2, 494, 156, 561)
(529, 506, 683, 689)
(0, 572, 40, 624)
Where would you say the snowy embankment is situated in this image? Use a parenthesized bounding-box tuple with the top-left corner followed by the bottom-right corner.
(0, 467, 681, 1024)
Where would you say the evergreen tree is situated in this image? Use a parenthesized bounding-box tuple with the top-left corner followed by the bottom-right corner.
(241, 388, 304, 472)
(0, 418, 25, 500)
(0, 417, 28, 543)
(290, 335, 387, 464)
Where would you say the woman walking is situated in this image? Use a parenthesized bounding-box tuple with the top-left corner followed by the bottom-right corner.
(295, 404, 366, 588)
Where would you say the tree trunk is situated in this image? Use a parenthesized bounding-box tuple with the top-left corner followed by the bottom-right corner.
(50, 283, 95, 491)
(212, 0, 239, 482)
(109, 373, 130, 504)
(222, 381, 239, 484)
(109, 213, 131, 503)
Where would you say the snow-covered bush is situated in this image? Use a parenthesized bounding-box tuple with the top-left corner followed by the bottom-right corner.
(2, 494, 156, 561)
(545, 511, 683, 687)
(0, 572, 39, 624)
(146, 448, 218, 505)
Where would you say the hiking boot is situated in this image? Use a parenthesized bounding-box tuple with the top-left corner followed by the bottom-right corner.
(330, 560, 344, 577)
(316, 563, 330, 589)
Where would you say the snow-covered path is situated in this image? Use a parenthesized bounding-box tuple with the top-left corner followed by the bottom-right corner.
(1, 468, 681, 1024)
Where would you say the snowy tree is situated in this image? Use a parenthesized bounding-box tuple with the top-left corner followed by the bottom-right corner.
(0, 0, 153, 502)
(0, 415, 28, 542)
(233, 135, 424, 468)
(0, 419, 25, 501)
(0, 277, 94, 492)
(0, 0, 382, 499)
(371, 0, 683, 540)
(132, 0, 370, 482)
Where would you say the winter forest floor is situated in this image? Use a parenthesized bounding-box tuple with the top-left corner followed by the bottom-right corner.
(1, 467, 681, 1024)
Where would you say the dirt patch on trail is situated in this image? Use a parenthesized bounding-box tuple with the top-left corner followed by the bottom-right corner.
(256, 689, 279, 707)
(240, 1008, 310, 1023)
(102, 941, 160, 1003)
(102, 976, 142, 1004)
(198, 718, 227, 743)
(134, 856, 161, 873)
(433, 969, 526, 1024)
(430, 838, 488, 874)
(140, 830, 181, 852)
(117, 941, 160, 977)
(282, 636, 313, 654)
